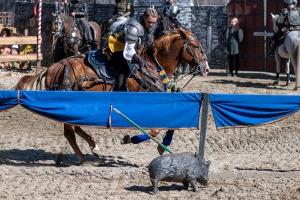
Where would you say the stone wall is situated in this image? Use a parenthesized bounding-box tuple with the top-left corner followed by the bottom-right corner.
(132, 0, 228, 69)
(12, 1, 228, 68)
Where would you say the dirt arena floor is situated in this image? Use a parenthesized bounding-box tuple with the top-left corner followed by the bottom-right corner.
(0, 68, 299, 199)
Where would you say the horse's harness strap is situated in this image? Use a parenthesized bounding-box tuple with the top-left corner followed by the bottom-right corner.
(182, 37, 207, 65)
(153, 57, 180, 92)
(63, 64, 73, 91)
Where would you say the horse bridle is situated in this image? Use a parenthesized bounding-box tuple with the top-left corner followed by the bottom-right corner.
(54, 14, 64, 36)
(182, 37, 207, 73)
(54, 13, 85, 53)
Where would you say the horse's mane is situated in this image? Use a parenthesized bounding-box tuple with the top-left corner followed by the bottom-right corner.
(152, 28, 194, 56)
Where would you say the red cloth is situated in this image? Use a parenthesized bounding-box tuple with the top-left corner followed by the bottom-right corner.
(34, 0, 39, 21)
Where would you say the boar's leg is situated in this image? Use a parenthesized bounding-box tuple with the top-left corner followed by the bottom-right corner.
(150, 178, 159, 195)
(189, 179, 199, 192)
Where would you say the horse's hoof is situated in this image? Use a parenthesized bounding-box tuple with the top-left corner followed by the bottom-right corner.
(91, 145, 100, 157)
(121, 135, 131, 144)
(286, 82, 291, 86)
(273, 81, 279, 87)
(157, 145, 165, 155)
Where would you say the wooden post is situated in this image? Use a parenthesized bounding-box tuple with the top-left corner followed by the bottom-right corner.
(199, 93, 209, 161)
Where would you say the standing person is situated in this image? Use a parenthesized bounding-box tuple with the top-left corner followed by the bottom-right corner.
(267, 0, 299, 56)
(0, 28, 19, 73)
(69, 0, 93, 44)
(224, 17, 243, 77)
(103, 7, 159, 91)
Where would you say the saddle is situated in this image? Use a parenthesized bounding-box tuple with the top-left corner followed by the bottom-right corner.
(86, 49, 118, 85)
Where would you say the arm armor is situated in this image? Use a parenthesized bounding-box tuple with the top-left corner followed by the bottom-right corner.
(124, 17, 144, 42)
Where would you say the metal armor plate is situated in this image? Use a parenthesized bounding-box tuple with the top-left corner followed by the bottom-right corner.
(124, 17, 144, 41)
(170, 5, 179, 16)
(288, 9, 300, 25)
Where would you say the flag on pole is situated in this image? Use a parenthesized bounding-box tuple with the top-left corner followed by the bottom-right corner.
(34, 0, 39, 21)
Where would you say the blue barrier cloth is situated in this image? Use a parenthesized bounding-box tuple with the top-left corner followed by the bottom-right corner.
(0, 90, 18, 110)
(210, 93, 300, 129)
(19, 91, 201, 128)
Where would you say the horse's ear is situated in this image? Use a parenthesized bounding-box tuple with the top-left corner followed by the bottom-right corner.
(271, 13, 275, 18)
(52, 12, 56, 17)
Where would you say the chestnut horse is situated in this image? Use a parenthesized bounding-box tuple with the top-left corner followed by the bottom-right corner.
(53, 13, 101, 62)
(15, 28, 209, 164)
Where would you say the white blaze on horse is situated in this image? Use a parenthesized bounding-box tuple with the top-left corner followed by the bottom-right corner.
(270, 13, 300, 90)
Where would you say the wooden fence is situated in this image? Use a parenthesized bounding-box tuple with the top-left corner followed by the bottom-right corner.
(0, 30, 42, 73)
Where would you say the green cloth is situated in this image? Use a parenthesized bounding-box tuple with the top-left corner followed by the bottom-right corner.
(225, 27, 239, 55)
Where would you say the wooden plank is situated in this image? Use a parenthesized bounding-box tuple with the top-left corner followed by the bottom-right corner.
(0, 54, 43, 62)
(0, 36, 41, 45)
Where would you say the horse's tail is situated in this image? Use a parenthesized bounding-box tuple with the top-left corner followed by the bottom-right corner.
(14, 69, 47, 90)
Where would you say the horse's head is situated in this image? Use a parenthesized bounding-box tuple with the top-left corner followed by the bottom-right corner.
(152, 28, 209, 77)
(53, 12, 64, 39)
(177, 28, 209, 76)
(271, 13, 279, 33)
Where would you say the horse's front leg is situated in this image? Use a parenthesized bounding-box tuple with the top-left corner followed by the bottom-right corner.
(74, 45, 79, 56)
(273, 55, 281, 87)
(74, 126, 100, 157)
(284, 59, 291, 86)
(63, 124, 86, 164)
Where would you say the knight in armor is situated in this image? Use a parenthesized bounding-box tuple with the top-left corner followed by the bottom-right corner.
(69, 0, 93, 44)
(268, 0, 299, 56)
(162, 0, 181, 31)
(103, 8, 160, 91)
(108, 0, 133, 24)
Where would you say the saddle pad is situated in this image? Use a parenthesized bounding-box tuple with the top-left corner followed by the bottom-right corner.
(87, 49, 118, 82)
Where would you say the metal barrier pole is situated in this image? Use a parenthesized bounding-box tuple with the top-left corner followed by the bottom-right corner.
(199, 93, 209, 161)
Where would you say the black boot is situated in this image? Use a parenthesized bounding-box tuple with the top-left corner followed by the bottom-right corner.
(114, 74, 128, 91)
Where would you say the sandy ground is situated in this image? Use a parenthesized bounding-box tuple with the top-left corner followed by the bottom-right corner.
(0, 68, 299, 199)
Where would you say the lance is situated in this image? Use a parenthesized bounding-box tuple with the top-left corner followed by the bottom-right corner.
(113, 107, 173, 154)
